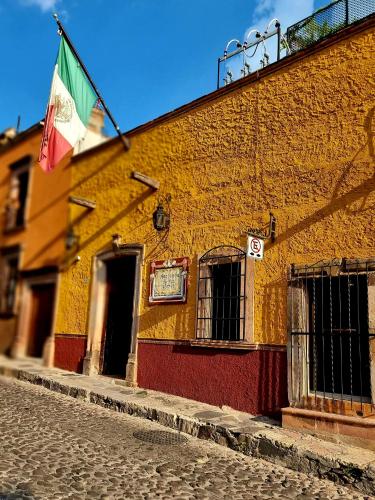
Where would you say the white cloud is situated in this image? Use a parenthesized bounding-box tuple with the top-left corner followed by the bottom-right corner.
(245, 0, 313, 67)
(249, 0, 314, 37)
(20, 0, 60, 12)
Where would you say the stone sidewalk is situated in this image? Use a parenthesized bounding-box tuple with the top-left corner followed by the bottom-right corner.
(1, 356, 375, 496)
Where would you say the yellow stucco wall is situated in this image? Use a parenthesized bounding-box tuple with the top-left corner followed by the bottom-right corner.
(55, 24, 375, 345)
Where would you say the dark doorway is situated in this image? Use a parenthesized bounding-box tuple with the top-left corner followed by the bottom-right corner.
(27, 282, 55, 357)
(101, 256, 136, 377)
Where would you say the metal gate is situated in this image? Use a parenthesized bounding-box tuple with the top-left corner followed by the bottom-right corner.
(288, 258, 375, 412)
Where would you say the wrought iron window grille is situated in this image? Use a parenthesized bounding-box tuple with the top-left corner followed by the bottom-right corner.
(196, 246, 247, 342)
(288, 258, 375, 413)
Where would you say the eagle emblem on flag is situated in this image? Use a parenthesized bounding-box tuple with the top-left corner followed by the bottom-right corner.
(54, 94, 73, 122)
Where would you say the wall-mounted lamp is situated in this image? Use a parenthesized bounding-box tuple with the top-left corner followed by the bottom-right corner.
(152, 195, 171, 232)
(153, 204, 170, 231)
(65, 225, 79, 251)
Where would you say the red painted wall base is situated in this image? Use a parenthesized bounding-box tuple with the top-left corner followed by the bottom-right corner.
(137, 342, 288, 416)
(54, 335, 87, 373)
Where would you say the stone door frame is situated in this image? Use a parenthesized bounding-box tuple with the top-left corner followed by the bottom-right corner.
(83, 243, 143, 386)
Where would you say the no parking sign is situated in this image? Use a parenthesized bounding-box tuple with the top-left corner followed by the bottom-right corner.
(247, 235, 264, 260)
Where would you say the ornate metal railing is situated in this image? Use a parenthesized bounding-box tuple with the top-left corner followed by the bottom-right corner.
(286, 0, 375, 53)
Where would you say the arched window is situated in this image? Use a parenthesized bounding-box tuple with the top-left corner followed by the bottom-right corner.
(196, 245, 247, 342)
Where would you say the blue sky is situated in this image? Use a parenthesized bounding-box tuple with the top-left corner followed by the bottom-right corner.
(0, 0, 328, 135)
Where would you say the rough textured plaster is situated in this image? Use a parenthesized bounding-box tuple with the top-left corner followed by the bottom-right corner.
(55, 27, 375, 346)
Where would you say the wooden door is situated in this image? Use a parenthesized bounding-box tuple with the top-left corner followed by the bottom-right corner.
(27, 282, 55, 358)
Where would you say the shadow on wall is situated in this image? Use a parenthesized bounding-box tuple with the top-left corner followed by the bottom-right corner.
(269, 107, 375, 248)
(330, 106, 375, 215)
(77, 188, 154, 253)
(257, 108, 375, 348)
(18, 148, 128, 268)
(27, 146, 124, 226)
(0, 488, 34, 499)
(22, 228, 66, 268)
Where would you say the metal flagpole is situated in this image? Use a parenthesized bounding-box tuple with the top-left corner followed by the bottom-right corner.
(53, 13, 130, 151)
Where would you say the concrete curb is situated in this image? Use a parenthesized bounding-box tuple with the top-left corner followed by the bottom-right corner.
(1, 363, 375, 496)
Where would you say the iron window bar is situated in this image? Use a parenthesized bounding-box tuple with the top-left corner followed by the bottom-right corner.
(288, 258, 375, 412)
(196, 245, 247, 342)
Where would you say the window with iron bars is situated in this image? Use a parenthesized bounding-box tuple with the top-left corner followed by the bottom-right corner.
(288, 259, 375, 409)
(5, 156, 31, 232)
(196, 246, 247, 342)
(0, 246, 20, 317)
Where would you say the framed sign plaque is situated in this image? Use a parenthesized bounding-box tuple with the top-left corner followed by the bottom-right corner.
(149, 257, 189, 304)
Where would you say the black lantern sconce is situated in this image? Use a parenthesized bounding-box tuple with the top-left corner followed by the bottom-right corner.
(152, 195, 171, 232)
(65, 225, 79, 251)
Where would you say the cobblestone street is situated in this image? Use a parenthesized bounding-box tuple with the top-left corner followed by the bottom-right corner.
(0, 377, 371, 500)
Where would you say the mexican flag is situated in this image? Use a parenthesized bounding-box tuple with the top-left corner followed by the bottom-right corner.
(39, 37, 97, 172)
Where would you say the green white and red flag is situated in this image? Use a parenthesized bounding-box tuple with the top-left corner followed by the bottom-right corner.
(39, 37, 97, 172)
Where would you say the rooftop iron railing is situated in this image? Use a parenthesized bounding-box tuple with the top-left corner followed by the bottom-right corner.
(286, 0, 375, 53)
(217, 1, 375, 88)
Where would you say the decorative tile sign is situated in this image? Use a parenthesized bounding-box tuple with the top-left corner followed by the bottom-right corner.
(149, 257, 189, 304)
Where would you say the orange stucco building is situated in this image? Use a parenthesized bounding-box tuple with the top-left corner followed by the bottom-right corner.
(0, 110, 107, 365)
(0, 123, 71, 362)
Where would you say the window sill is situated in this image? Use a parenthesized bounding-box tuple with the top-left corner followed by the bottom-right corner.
(3, 225, 25, 235)
(190, 339, 256, 350)
(0, 312, 16, 319)
(191, 340, 286, 351)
